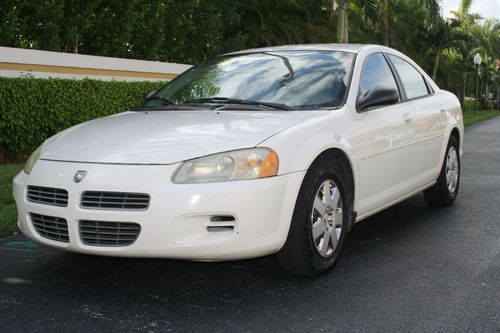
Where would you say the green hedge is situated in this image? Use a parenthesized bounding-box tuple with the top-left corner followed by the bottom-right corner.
(0, 77, 164, 160)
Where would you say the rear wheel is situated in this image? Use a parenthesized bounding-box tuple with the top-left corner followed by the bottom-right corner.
(277, 156, 351, 276)
(424, 135, 460, 206)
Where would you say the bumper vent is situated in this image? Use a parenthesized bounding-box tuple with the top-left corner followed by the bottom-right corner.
(30, 213, 69, 243)
(79, 221, 141, 246)
(81, 191, 150, 210)
(207, 215, 236, 232)
(27, 185, 68, 207)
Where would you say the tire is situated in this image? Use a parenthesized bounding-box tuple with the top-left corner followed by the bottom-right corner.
(424, 135, 460, 206)
(277, 155, 352, 276)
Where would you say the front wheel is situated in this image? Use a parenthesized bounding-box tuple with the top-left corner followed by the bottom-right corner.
(424, 135, 460, 206)
(277, 156, 351, 276)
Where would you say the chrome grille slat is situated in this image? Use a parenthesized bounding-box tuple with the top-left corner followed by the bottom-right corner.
(27, 186, 68, 207)
(80, 230, 139, 236)
(33, 228, 68, 238)
(28, 190, 68, 196)
(81, 201, 148, 206)
(28, 192, 68, 198)
(82, 236, 137, 240)
(30, 213, 69, 243)
(82, 197, 149, 201)
(79, 221, 141, 247)
(82, 194, 148, 199)
(27, 197, 68, 206)
(31, 216, 68, 225)
(80, 191, 150, 210)
(82, 226, 137, 231)
(32, 222, 68, 232)
(27, 195, 67, 202)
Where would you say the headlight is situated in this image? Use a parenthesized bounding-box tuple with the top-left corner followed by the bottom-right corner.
(24, 145, 42, 175)
(172, 148, 279, 183)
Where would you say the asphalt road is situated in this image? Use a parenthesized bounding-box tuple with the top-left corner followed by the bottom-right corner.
(1, 117, 499, 333)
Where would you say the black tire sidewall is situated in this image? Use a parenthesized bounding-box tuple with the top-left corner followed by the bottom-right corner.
(292, 157, 350, 273)
(443, 136, 460, 200)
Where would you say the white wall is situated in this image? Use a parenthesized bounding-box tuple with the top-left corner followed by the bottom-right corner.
(0, 46, 191, 82)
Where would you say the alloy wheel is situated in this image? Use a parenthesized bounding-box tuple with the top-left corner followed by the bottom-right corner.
(310, 179, 343, 258)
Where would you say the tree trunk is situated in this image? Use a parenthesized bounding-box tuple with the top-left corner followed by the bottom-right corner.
(431, 50, 440, 81)
(460, 72, 466, 109)
(480, 77, 485, 110)
(381, 0, 390, 46)
(343, 6, 349, 43)
(73, 36, 79, 54)
(484, 81, 489, 109)
(336, 0, 345, 43)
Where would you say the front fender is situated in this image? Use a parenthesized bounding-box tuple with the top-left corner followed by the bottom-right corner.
(258, 112, 361, 211)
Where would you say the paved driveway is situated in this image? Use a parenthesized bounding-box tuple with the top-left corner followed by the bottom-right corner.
(1, 117, 499, 332)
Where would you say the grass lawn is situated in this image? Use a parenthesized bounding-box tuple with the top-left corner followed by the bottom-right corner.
(0, 163, 23, 237)
(0, 109, 499, 238)
(463, 110, 500, 127)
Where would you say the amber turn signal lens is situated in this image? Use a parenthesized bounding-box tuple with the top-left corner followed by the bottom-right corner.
(258, 151, 279, 178)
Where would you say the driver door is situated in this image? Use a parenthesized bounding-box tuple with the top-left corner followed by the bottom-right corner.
(351, 53, 417, 217)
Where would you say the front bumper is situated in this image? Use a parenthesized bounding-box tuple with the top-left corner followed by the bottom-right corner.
(13, 159, 304, 260)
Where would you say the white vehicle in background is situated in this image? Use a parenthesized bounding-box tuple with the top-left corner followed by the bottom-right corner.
(14, 44, 463, 276)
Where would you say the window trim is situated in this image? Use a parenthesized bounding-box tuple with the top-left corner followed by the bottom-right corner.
(334, 52, 358, 110)
(385, 53, 435, 102)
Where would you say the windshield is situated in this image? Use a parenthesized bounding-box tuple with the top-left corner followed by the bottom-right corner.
(139, 50, 355, 110)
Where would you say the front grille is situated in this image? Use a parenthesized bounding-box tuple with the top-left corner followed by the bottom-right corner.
(81, 191, 150, 210)
(27, 185, 68, 207)
(30, 213, 69, 243)
(79, 221, 141, 246)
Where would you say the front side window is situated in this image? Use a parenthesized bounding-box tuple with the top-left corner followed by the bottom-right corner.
(387, 55, 429, 100)
(140, 50, 355, 110)
(358, 53, 400, 102)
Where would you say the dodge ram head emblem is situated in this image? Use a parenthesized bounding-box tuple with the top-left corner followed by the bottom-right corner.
(73, 170, 87, 183)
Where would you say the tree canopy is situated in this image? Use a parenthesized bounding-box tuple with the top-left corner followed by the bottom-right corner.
(0, 0, 499, 107)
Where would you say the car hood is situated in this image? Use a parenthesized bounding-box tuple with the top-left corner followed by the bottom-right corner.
(41, 110, 329, 164)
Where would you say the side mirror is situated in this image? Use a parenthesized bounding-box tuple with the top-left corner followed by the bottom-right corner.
(357, 86, 399, 111)
(143, 90, 157, 101)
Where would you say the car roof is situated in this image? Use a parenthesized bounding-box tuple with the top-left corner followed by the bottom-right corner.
(224, 43, 372, 55)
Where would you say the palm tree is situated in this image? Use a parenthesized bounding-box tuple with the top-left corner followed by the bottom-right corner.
(427, 18, 463, 80)
(473, 20, 500, 108)
(356, 0, 441, 47)
(446, 0, 500, 107)
(336, 0, 348, 43)
(450, 0, 481, 24)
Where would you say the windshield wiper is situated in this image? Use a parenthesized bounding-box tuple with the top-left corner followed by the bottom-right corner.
(183, 97, 293, 110)
(134, 104, 208, 111)
(146, 96, 174, 105)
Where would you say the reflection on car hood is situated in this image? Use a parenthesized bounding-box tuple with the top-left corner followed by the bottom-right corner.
(41, 110, 329, 164)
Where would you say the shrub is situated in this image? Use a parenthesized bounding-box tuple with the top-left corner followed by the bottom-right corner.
(0, 77, 164, 160)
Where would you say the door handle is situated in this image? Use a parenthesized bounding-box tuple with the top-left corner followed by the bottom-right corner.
(403, 113, 413, 124)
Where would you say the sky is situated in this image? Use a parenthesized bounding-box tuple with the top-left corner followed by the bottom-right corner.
(441, 0, 500, 20)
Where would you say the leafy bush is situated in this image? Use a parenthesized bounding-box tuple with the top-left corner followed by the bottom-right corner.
(464, 99, 475, 112)
(0, 77, 164, 159)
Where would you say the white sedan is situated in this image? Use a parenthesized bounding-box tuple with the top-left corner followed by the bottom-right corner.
(13, 44, 463, 276)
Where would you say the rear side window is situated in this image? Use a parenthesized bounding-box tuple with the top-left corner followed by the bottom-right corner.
(387, 55, 429, 99)
(359, 53, 400, 101)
